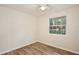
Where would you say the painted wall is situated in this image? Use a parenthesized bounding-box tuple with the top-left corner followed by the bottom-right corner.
(0, 5, 79, 54)
(38, 6, 79, 54)
(0, 7, 36, 53)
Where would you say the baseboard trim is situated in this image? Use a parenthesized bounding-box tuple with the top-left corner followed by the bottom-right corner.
(38, 41, 79, 55)
(1, 41, 79, 55)
(0, 41, 36, 55)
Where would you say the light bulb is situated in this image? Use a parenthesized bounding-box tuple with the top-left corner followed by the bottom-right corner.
(40, 6, 47, 11)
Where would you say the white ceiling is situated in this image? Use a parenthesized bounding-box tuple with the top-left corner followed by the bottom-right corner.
(0, 4, 78, 16)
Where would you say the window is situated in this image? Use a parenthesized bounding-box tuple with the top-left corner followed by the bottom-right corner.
(49, 16, 66, 35)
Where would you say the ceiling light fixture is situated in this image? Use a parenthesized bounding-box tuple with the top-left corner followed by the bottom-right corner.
(39, 4, 48, 11)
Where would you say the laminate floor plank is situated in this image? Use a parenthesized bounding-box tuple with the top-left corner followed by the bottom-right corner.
(3, 42, 77, 55)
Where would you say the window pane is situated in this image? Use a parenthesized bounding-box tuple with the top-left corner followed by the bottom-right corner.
(49, 16, 66, 35)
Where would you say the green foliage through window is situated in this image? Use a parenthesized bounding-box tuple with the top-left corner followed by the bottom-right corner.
(49, 16, 66, 35)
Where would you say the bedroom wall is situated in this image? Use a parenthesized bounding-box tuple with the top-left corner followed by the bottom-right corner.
(0, 5, 79, 54)
(0, 7, 36, 54)
(38, 6, 79, 54)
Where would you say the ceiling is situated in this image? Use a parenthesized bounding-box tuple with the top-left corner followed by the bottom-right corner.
(0, 4, 78, 16)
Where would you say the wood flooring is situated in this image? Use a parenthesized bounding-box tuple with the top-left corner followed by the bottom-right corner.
(3, 42, 77, 55)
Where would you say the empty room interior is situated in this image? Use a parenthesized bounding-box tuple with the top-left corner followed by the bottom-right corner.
(0, 4, 79, 55)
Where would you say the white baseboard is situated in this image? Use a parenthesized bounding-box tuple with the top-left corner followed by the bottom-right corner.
(38, 41, 79, 54)
(0, 41, 79, 55)
(0, 41, 36, 55)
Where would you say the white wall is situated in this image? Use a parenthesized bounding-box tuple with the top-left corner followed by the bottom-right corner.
(0, 7, 36, 54)
(0, 5, 79, 54)
(38, 6, 79, 54)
